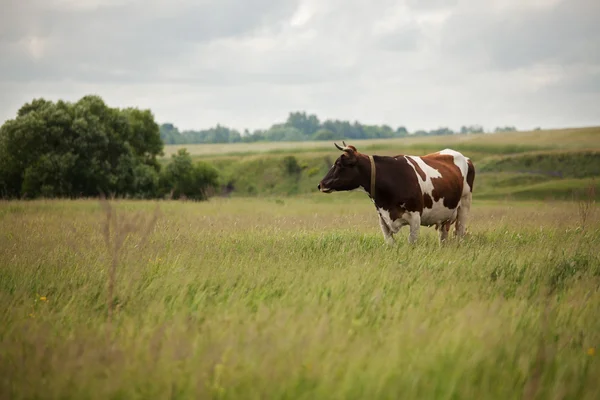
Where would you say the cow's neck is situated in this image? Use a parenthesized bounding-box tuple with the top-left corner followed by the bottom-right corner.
(358, 155, 397, 209)
(357, 155, 377, 200)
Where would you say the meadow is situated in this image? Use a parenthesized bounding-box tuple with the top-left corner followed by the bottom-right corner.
(160, 126, 600, 201)
(161, 126, 600, 157)
(2, 126, 600, 399)
(1, 193, 599, 399)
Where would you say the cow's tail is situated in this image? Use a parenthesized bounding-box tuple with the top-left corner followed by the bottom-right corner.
(466, 159, 475, 193)
(453, 158, 475, 238)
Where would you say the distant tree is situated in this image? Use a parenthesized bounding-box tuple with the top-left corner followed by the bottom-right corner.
(159, 148, 219, 200)
(285, 111, 320, 136)
(494, 126, 517, 133)
(494, 126, 517, 132)
(157, 111, 415, 144)
(160, 123, 183, 144)
(395, 126, 408, 136)
(427, 127, 454, 136)
(312, 129, 340, 141)
(264, 125, 305, 142)
(460, 125, 485, 134)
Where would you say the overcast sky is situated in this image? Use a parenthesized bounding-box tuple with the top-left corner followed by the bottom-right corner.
(1, 0, 599, 133)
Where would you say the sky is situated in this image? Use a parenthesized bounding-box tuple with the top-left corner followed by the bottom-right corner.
(1, 0, 599, 133)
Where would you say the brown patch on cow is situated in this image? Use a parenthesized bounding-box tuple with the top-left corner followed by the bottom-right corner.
(466, 159, 475, 192)
(370, 155, 424, 215)
(406, 157, 426, 181)
(423, 193, 433, 209)
(421, 154, 463, 209)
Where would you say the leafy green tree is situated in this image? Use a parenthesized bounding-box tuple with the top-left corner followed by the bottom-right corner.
(264, 125, 305, 142)
(312, 129, 340, 141)
(495, 126, 517, 133)
(159, 123, 184, 144)
(460, 125, 484, 134)
(0, 95, 164, 199)
(285, 111, 320, 135)
(159, 149, 219, 200)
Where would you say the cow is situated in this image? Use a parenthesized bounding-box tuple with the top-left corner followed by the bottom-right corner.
(317, 142, 475, 245)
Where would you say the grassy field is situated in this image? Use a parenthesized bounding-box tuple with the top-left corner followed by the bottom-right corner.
(161, 126, 600, 158)
(158, 126, 600, 201)
(1, 194, 599, 399)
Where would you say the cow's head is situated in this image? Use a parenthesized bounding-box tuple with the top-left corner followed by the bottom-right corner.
(317, 142, 363, 193)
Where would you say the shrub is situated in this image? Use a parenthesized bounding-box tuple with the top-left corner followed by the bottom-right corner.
(159, 149, 219, 200)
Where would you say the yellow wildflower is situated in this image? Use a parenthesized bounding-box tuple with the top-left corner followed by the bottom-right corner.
(588, 347, 596, 356)
(40, 296, 47, 302)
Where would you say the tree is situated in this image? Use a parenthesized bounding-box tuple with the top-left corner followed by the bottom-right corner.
(159, 111, 413, 144)
(285, 111, 320, 136)
(460, 125, 484, 134)
(311, 129, 340, 141)
(395, 126, 408, 136)
(0, 95, 164, 199)
(159, 149, 219, 200)
(495, 126, 517, 133)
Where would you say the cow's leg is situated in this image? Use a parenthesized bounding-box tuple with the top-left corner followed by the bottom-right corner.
(378, 214, 395, 246)
(405, 212, 421, 244)
(455, 192, 472, 239)
(439, 222, 450, 244)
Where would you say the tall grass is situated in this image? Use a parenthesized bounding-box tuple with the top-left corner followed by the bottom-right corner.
(1, 196, 599, 399)
(161, 126, 600, 158)
(155, 126, 600, 201)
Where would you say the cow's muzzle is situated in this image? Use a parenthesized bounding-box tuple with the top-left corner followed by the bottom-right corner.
(317, 183, 332, 193)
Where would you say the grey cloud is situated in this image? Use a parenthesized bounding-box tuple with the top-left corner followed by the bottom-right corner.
(1, 0, 599, 132)
(406, 0, 458, 11)
(440, 0, 600, 71)
(375, 25, 423, 52)
(543, 68, 600, 95)
(0, 0, 300, 83)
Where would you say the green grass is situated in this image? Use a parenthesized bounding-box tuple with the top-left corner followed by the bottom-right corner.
(478, 150, 600, 178)
(156, 126, 600, 201)
(160, 126, 600, 158)
(1, 195, 599, 399)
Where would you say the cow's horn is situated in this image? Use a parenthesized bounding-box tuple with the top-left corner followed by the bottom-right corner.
(342, 141, 347, 147)
(334, 142, 344, 151)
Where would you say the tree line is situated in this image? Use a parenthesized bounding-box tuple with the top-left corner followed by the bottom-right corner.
(0, 95, 219, 200)
(0, 95, 519, 200)
(160, 111, 518, 145)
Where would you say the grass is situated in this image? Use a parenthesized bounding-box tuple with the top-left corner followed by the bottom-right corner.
(156, 126, 600, 201)
(160, 126, 600, 158)
(1, 194, 599, 399)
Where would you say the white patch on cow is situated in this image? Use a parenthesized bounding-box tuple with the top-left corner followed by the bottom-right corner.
(404, 156, 441, 195)
(402, 211, 421, 244)
(438, 148, 472, 197)
(439, 149, 468, 173)
(378, 208, 405, 234)
(421, 199, 457, 226)
(403, 155, 456, 226)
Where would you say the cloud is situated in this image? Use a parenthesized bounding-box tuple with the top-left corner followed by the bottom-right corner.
(1, 0, 599, 132)
(440, 0, 600, 71)
(0, 0, 300, 83)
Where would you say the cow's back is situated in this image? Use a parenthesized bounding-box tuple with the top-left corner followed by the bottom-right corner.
(402, 149, 472, 226)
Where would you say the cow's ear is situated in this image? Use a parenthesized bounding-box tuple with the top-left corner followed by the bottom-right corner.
(341, 148, 357, 165)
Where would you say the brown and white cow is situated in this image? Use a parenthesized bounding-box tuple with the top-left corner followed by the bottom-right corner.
(317, 142, 475, 245)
